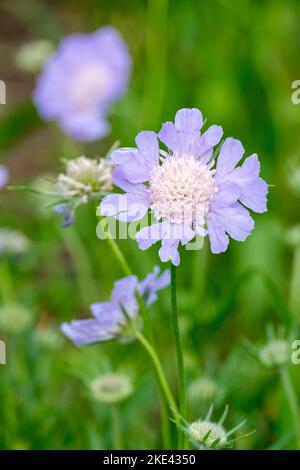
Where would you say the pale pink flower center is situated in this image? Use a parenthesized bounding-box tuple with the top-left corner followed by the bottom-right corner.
(149, 156, 217, 225)
(70, 64, 111, 109)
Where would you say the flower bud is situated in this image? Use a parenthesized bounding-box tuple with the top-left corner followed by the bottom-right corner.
(188, 420, 227, 449)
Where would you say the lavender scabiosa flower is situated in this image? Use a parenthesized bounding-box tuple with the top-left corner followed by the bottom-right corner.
(61, 266, 170, 346)
(33, 27, 131, 141)
(101, 108, 268, 265)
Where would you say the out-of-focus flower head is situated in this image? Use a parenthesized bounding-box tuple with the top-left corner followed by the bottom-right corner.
(188, 377, 218, 404)
(101, 108, 268, 265)
(183, 405, 252, 450)
(244, 324, 294, 370)
(33, 27, 131, 141)
(90, 373, 133, 404)
(0, 303, 33, 335)
(61, 266, 170, 346)
(286, 157, 300, 199)
(0, 228, 30, 257)
(0, 165, 9, 189)
(34, 324, 62, 350)
(259, 339, 290, 368)
(15, 40, 54, 73)
(286, 224, 300, 247)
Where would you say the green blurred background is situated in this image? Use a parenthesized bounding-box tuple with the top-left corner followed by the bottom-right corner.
(0, 0, 300, 450)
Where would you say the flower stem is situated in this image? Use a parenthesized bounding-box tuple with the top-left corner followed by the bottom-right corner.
(60, 227, 98, 305)
(111, 405, 122, 450)
(136, 331, 178, 422)
(289, 245, 300, 317)
(280, 367, 300, 449)
(106, 235, 173, 447)
(106, 236, 132, 277)
(170, 263, 186, 449)
(0, 259, 16, 304)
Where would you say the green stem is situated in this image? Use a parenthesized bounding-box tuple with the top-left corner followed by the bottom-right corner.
(289, 245, 300, 317)
(161, 401, 172, 450)
(280, 368, 300, 449)
(106, 235, 172, 447)
(111, 405, 122, 450)
(0, 259, 16, 304)
(136, 331, 178, 422)
(60, 227, 98, 305)
(193, 245, 207, 313)
(171, 264, 186, 449)
(106, 236, 131, 277)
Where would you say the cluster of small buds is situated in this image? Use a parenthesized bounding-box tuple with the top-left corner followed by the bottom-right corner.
(57, 156, 113, 203)
(0, 228, 30, 256)
(90, 373, 133, 404)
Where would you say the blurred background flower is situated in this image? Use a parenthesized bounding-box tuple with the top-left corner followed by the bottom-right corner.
(33, 26, 131, 141)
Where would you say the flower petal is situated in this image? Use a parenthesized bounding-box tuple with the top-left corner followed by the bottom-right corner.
(111, 275, 139, 315)
(90, 301, 122, 325)
(61, 319, 115, 345)
(175, 108, 203, 132)
(239, 177, 268, 213)
(138, 266, 170, 306)
(100, 193, 149, 222)
(210, 182, 240, 209)
(158, 239, 180, 266)
(216, 137, 244, 181)
(197, 125, 223, 162)
(158, 121, 180, 153)
(135, 131, 159, 171)
(135, 223, 164, 250)
(111, 148, 149, 183)
(221, 203, 255, 241)
(206, 217, 229, 254)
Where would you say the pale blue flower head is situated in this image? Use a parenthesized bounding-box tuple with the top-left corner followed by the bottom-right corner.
(101, 108, 268, 265)
(61, 266, 170, 346)
(33, 27, 131, 141)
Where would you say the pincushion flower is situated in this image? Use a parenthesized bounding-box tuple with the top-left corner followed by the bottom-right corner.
(101, 108, 268, 265)
(33, 27, 131, 141)
(53, 155, 113, 227)
(61, 267, 170, 346)
(57, 156, 113, 203)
